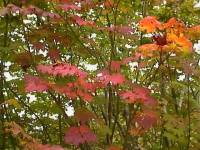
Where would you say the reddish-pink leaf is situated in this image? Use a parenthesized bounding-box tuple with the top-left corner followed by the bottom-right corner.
(72, 15, 95, 26)
(74, 108, 95, 123)
(21, 5, 43, 16)
(97, 71, 125, 85)
(59, 4, 81, 11)
(121, 57, 134, 65)
(0, 7, 9, 16)
(110, 60, 121, 72)
(51, 78, 94, 102)
(38, 144, 64, 150)
(120, 86, 157, 106)
(107, 145, 122, 150)
(134, 111, 158, 130)
(37, 63, 87, 78)
(64, 125, 97, 146)
(24, 75, 49, 92)
(98, 25, 133, 35)
(42, 12, 61, 19)
(107, 73, 125, 85)
(8, 4, 21, 12)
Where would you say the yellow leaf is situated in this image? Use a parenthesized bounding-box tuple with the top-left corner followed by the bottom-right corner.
(6, 99, 21, 109)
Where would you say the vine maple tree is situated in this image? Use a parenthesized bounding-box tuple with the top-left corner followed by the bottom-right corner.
(1, 0, 200, 150)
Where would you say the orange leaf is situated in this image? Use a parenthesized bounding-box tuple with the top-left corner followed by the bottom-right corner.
(138, 43, 160, 56)
(139, 16, 162, 33)
(167, 33, 192, 53)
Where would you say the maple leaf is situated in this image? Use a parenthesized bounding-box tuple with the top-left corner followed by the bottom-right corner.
(51, 77, 94, 102)
(120, 86, 157, 106)
(98, 25, 133, 35)
(74, 108, 95, 123)
(97, 71, 125, 85)
(139, 16, 162, 33)
(187, 25, 200, 40)
(32, 42, 45, 51)
(59, 4, 81, 11)
(153, 34, 167, 46)
(108, 73, 125, 85)
(42, 12, 61, 19)
(134, 111, 158, 130)
(21, 5, 43, 16)
(107, 145, 122, 150)
(6, 122, 23, 136)
(121, 57, 134, 65)
(64, 125, 97, 145)
(163, 17, 177, 29)
(0, 7, 9, 16)
(37, 63, 87, 78)
(167, 33, 192, 53)
(15, 52, 32, 71)
(24, 75, 49, 92)
(72, 15, 95, 26)
(77, 89, 93, 102)
(110, 60, 121, 72)
(138, 43, 160, 57)
(38, 144, 64, 150)
(7, 4, 21, 13)
(115, 26, 133, 34)
(47, 49, 60, 61)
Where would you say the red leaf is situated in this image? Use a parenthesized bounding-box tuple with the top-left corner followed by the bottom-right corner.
(7, 4, 21, 13)
(64, 125, 97, 146)
(110, 60, 121, 72)
(42, 12, 61, 19)
(47, 49, 60, 61)
(15, 52, 32, 71)
(97, 71, 125, 85)
(74, 108, 95, 123)
(59, 4, 81, 11)
(51, 78, 94, 102)
(21, 5, 43, 16)
(121, 57, 134, 65)
(98, 25, 133, 35)
(72, 15, 95, 26)
(120, 86, 157, 106)
(24, 75, 49, 92)
(134, 111, 158, 130)
(32, 42, 45, 51)
(39, 145, 64, 150)
(37, 63, 87, 78)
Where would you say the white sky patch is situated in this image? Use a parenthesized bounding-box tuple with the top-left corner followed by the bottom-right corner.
(125, 44, 132, 49)
(194, 41, 200, 54)
(49, 114, 58, 120)
(38, 49, 48, 57)
(66, 106, 74, 116)
(84, 63, 98, 71)
(90, 33, 96, 38)
(4, 72, 18, 81)
(129, 62, 138, 71)
(27, 94, 37, 102)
